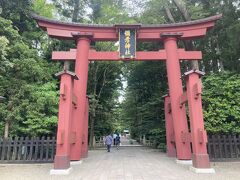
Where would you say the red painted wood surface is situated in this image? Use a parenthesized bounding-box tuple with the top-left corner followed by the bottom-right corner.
(33, 14, 222, 41)
(164, 95, 176, 157)
(164, 37, 192, 160)
(52, 49, 202, 61)
(70, 38, 90, 161)
(185, 71, 210, 168)
(54, 73, 74, 169)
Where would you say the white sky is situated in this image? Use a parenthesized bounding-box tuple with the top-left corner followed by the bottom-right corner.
(118, 80, 127, 103)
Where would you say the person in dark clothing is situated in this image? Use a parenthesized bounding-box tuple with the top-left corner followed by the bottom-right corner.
(115, 135, 121, 149)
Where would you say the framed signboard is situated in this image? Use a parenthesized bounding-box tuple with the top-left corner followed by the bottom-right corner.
(119, 29, 136, 59)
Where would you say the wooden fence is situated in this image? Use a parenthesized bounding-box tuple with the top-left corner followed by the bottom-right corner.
(0, 137, 56, 163)
(141, 134, 240, 161)
(139, 136, 154, 147)
(94, 137, 104, 148)
(207, 134, 240, 161)
(1, 134, 240, 163)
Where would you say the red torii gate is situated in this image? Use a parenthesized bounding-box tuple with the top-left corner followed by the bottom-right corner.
(33, 14, 221, 174)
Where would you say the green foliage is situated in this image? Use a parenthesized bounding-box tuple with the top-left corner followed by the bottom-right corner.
(51, 0, 87, 22)
(121, 61, 167, 145)
(0, 0, 32, 33)
(148, 128, 166, 150)
(139, 0, 167, 24)
(33, 0, 55, 18)
(0, 14, 59, 137)
(0, 0, 58, 136)
(120, 0, 240, 147)
(86, 0, 134, 140)
(202, 72, 240, 134)
(17, 83, 59, 136)
(89, 0, 125, 22)
(87, 60, 123, 138)
(0, 36, 10, 74)
(0, 0, 240, 143)
(194, 0, 240, 73)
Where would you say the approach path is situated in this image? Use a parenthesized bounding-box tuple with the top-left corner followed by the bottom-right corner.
(120, 136, 141, 146)
(1, 144, 240, 180)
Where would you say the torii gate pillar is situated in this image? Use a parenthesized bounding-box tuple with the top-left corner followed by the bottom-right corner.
(70, 33, 91, 161)
(163, 35, 192, 160)
(184, 70, 214, 173)
(53, 70, 78, 172)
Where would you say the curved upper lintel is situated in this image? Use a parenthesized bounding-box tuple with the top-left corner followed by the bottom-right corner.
(32, 13, 222, 41)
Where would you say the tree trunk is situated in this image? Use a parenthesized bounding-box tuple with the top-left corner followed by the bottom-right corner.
(64, 61, 70, 70)
(164, 5, 175, 23)
(4, 121, 9, 139)
(89, 63, 109, 148)
(89, 106, 96, 148)
(172, 0, 199, 70)
(72, 0, 80, 22)
(172, 0, 191, 21)
(219, 59, 224, 71)
(184, 40, 199, 70)
(89, 101, 98, 148)
(89, 63, 99, 148)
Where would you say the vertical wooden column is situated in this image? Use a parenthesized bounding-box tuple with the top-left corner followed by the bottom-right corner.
(163, 94, 176, 157)
(162, 34, 191, 160)
(184, 70, 211, 169)
(54, 70, 78, 169)
(81, 96, 89, 158)
(70, 33, 92, 160)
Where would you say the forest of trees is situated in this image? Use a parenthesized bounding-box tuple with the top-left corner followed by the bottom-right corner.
(0, 0, 240, 148)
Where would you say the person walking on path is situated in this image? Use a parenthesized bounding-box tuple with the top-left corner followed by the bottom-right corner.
(115, 134, 121, 150)
(105, 134, 113, 152)
(113, 133, 117, 145)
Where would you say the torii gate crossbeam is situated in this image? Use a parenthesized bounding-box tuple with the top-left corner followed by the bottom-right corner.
(52, 49, 202, 61)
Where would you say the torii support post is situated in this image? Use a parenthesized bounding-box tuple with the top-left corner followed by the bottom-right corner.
(184, 70, 214, 173)
(163, 34, 192, 161)
(70, 33, 92, 161)
(53, 70, 78, 171)
(163, 94, 176, 157)
(81, 96, 89, 158)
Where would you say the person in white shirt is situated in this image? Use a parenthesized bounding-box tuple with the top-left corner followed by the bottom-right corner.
(113, 133, 117, 145)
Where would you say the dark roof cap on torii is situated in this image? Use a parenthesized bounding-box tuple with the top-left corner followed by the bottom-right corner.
(183, 69, 205, 78)
(55, 70, 79, 80)
(32, 13, 222, 41)
(31, 13, 222, 29)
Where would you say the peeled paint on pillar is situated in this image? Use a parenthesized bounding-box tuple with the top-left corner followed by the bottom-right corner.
(163, 94, 176, 157)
